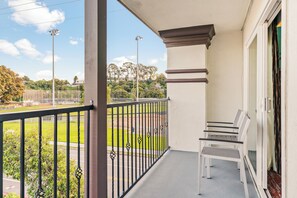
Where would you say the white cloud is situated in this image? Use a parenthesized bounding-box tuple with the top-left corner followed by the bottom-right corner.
(69, 39, 78, 45)
(0, 39, 20, 56)
(15, 38, 42, 58)
(149, 58, 159, 65)
(69, 37, 83, 45)
(8, 0, 65, 32)
(42, 54, 61, 64)
(111, 56, 136, 66)
(36, 70, 52, 80)
(128, 55, 136, 60)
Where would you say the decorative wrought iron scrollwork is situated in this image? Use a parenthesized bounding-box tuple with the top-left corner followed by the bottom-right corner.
(110, 150, 116, 160)
(75, 167, 83, 180)
(126, 142, 131, 151)
(165, 122, 168, 127)
(138, 136, 142, 144)
(35, 188, 45, 198)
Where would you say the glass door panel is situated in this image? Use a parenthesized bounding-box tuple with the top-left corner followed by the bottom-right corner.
(247, 36, 258, 173)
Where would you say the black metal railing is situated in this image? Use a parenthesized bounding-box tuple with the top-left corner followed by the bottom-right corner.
(107, 99, 169, 198)
(0, 105, 93, 198)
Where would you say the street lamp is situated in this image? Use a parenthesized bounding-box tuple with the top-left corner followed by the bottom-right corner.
(49, 29, 60, 107)
(135, 35, 143, 102)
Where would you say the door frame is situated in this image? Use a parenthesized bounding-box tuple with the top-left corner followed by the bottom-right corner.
(244, 27, 262, 186)
(262, 3, 282, 194)
(243, 0, 282, 197)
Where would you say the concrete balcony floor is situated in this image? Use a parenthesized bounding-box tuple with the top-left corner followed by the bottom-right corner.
(127, 150, 259, 198)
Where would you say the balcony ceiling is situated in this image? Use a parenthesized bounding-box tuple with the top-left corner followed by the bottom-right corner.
(119, 0, 251, 34)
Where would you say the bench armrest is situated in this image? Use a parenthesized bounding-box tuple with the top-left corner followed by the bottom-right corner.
(203, 130, 238, 135)
(199, 138, 243, 144)
(207, 121, 233, 125)
(207, 125, 239, 129)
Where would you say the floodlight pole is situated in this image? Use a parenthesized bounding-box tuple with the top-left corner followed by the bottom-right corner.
(135, 35, 143, 102)
(49, 29, 59, 107)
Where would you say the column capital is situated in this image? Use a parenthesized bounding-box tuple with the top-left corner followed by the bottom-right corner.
(159, 24, 215, 49)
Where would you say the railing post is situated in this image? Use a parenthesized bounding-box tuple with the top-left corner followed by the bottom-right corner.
(85, 0, 107, 197)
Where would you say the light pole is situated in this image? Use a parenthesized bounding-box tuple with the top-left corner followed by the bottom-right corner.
(49, 29, 59, 107)
(135, 35, 143, 102)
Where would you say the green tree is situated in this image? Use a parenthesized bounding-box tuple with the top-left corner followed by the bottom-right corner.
(79, 84, 84, 105)
(111, 88, 130, 98)
(3, 130, 82, 197)
(142, 87, 165, 98)
(107, 87, 111, 103)
(22, 76, 30, 82)
(73, 76, 78, 84)
(0, 65, 25, 104)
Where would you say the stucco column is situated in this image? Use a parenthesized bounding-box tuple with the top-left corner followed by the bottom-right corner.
(159, 25, 215, 152)
(85, 0, 107, 197)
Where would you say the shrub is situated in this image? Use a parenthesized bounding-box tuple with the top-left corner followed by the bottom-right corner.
(3, 129, 84, 197)
(4, 193, 19, 198)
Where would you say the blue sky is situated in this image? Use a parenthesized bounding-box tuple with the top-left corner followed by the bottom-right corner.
(0, 0, 167, 83)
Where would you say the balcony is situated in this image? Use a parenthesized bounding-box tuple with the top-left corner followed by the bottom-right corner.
(3, 0, 297, 197)
(0, 99, 260, 198)
(0, 99, 170, 197)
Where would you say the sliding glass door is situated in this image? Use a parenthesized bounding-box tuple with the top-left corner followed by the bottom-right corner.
(247, 36, 258, 174)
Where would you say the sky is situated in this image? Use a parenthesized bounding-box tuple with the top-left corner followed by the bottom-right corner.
(0, 0, 167, 83)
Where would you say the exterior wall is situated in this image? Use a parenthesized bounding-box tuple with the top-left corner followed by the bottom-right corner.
(283, 0, 297, 196)
(207, 31, 243, 121)
(167, 45, 207, 152)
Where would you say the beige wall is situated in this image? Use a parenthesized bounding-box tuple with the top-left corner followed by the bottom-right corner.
(167, 45, 207, 152)
(207, 31, 243, 121)
(283, 0, 297, 196)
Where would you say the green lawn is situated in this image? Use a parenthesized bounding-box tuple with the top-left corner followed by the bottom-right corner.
(1, 104, 168, 150)
(0, 104, 79, 114)
(3, 121, 167, 150)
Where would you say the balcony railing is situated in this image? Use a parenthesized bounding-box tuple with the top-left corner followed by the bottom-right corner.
(0, 99, 169, 198)
(0, 105, 93, 197)
(107, 99, 169, 198)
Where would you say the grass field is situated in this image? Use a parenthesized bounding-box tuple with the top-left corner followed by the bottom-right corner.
(1, 104, 167, 149)
(0, 104, 79, 114)
(3, 120, 166, 149)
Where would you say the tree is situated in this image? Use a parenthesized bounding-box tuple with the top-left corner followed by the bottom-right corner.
(121, 62, 136, 81)
(107, 87, 111, 103)
(79, 84, 84, 104)
(22, 76, 30, 82)
(73, 76, 78, 84)
(111, 88, 130, 98)
(0, 65, 25, 104)
(3, 130, 82, 197)
(142, 87, 165, 98)
(107, 64, 120, 82)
